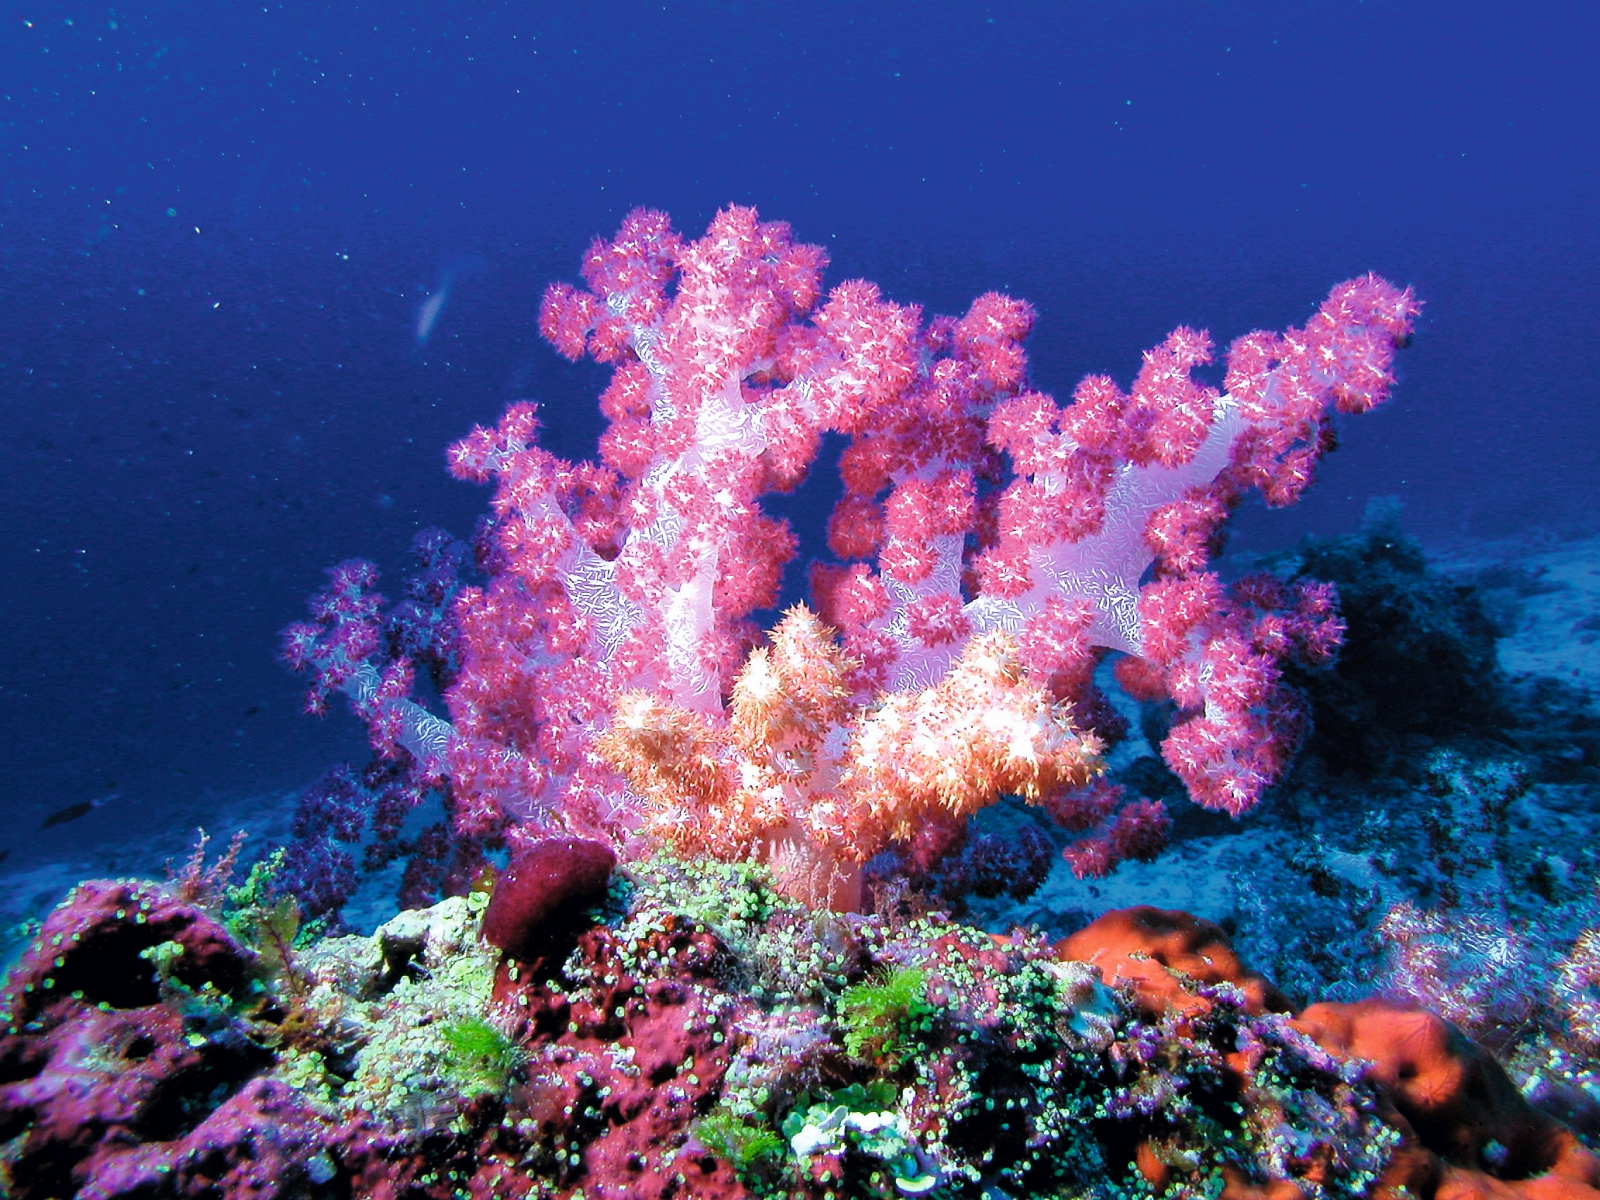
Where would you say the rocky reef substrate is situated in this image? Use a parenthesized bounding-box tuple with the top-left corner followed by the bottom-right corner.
(2, 851, 1597, 1200)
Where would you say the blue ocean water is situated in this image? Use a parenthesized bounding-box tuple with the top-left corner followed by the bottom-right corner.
(1, 0, 1596, 886)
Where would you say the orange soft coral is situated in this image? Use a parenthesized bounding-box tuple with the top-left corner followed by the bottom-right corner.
(597, 605, 1101, 908)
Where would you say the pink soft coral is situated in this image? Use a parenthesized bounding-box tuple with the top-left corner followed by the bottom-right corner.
(287, 206, 1417, 906)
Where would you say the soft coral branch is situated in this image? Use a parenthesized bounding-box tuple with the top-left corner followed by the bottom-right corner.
(598, 606, 1100, 908)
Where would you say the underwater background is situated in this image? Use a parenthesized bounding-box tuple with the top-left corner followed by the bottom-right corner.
(7, 3, 1600, 1197)
(2, 0, 1596, 887)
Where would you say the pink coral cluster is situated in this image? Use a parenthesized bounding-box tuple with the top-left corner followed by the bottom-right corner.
(289, 206, 1416, 906)
(281, 532, 461, 776)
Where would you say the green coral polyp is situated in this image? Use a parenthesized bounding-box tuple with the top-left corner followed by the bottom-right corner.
(695, 1107, 785, 1173)
(440, 1013, 527, 1096)
(837, 968, 937, 1066)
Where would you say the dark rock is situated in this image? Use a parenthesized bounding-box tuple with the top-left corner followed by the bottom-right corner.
(2, 879, 256, 1024)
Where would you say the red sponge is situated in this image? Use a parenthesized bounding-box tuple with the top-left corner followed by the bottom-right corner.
(480, 837, 616, 963)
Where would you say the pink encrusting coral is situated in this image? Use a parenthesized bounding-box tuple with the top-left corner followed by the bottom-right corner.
(287, 206, 1417, 907)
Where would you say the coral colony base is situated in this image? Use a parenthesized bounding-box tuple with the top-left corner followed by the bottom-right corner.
(6, 208, 1600, 1199)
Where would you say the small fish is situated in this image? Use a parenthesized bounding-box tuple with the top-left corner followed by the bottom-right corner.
(412, 284, 451, 347)
(41, 792, 119, 830)
(414, 255, 483, 348)
(0, 849, 9, 866)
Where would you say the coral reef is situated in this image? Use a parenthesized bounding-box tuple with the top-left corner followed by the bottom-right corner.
(0, 879, 328, 1197)
(6, 859, 1599, 1199)
(16, 208, 1598, 1200)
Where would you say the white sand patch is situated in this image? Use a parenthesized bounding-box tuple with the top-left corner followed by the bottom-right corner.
(983, 826, 1271, 936)
(1486, 537, 1600, 691)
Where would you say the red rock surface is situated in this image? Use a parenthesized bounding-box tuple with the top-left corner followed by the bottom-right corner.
(1061, 905, 1600, 1200)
